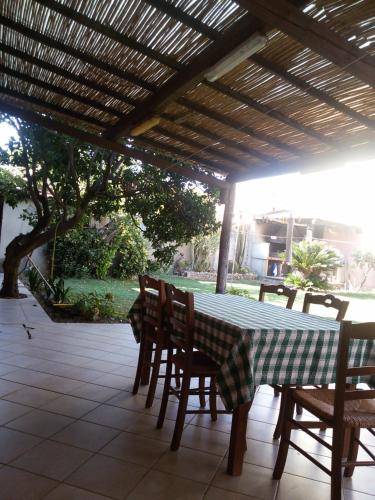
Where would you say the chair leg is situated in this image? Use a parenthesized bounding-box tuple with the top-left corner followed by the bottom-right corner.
(295, 386, 303, 415)
(145, 345, 163, 408)
(132, 335, 147, 395)
(171, 372, 191, 451)
(209, 376, 217, 422)
(199, 376, 206, 408)
(273, 390, 295, 480)
(273, 386, 280, 398)
(157, 349, 173, 429)
(331, 428, 344, 500)
(273, 387, 287, 440)
(344, 427, 360, 478)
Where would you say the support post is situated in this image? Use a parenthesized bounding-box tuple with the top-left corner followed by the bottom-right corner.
(216, 183, 236, 294)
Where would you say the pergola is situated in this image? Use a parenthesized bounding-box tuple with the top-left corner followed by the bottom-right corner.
(1, 0, 374, 291)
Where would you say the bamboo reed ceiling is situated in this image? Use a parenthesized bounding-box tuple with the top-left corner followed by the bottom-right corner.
(0, 0, 374, 185)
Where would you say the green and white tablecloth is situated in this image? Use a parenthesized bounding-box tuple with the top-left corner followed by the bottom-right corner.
(128, 293, 375, 410)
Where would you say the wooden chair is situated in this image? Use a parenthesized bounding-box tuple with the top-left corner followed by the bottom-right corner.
(258, 284, 297, 400)
(273, 321, 375, 500)
(273, 292, 350, 440)
(303, 293, 349, 321)
(157, 284, 232, 451)
(132, 275, 178, 409)
(258, 283, 297, 310)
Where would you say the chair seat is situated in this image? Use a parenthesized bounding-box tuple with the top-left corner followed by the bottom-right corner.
(294, 388, 375, 427)
(172, 351, 220, 376)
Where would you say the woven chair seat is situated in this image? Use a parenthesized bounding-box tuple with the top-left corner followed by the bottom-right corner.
(294, 388, 375, 427)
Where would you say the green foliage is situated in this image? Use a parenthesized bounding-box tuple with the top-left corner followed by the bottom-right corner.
(288, 240, 342, 290)
(110, 214, 148, 279)
(191, 232, 219, 272)
(284, 273, 314, 290)
(352, 251, 375, 290)
(72, 292, 115, 321)
(48, 277, 71, 304)
(0, 167, 27, 207)
(27, 267, 43, 293)
(234, 225, 247, 272)
(227, 287, 254, 299)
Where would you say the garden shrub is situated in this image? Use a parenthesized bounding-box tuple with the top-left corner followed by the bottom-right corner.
(72, 292, 115, 321)
(227, 287, 254, 299)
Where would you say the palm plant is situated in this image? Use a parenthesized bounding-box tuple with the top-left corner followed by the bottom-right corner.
(285, 241, 343, 290)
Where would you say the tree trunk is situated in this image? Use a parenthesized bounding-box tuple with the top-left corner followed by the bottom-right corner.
(1, 249, 22, 298)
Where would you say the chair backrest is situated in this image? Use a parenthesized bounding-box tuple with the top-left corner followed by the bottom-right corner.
(302, 293, 349, 321)
(165, 283, 194, 352)
(138, 275, 166, 331)
(334, 321, 375, 424)
(258, 283, 297, 309)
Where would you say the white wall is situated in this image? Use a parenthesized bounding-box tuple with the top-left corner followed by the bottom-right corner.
(0, 202, 48, 273)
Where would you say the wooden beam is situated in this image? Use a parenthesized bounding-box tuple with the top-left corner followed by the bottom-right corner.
(0, 15, 156, 92)
(231, 145, 375, 182)
(0, 100, 229, 190)
(154, 125, 248, 171)
(104, 14, 264, 138)
(34, 0, 181, 71)
(0, 64, 122, 118)
(178, 97, 301, 157)
(216, 183, 236, 294)
(237, 0, 375, 87)
(162, 112, 274, 165)
(144, 0, 220, 40)
(0, 86, 106, 128)
(207, 81, 340, 149)
(0, 42, 137, 108)
(251, 54, 375, 131)
(134, 135, 229, 175)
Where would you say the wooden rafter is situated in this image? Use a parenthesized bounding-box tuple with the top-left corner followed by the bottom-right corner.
(0, 86, 106, 128)
(0, 100, 229, 190)
(104, 14, 263, 139)
(34, 0, 182, 71)
(0, 64, 123, 117)
(207, 81, 339, 149)
(0, 15, 157, 92)
(251, 54, 375, 131)
(144, 0, 220, 40)
(178, 97, 301, 157)
(0, 42, 137, 108)
(153, 126, 248, 172)
(162, 112, 274, 165)
(237, 0, 375, 87)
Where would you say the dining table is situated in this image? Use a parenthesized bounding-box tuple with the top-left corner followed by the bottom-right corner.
(128, 292, 375, 475)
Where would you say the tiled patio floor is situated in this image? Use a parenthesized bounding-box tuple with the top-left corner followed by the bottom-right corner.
(0, 282, 373, 499)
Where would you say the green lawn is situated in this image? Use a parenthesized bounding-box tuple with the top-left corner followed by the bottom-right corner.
(65, 275, 375, 322)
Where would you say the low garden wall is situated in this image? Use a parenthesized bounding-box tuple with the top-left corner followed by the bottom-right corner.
(185, 271, 257, 281)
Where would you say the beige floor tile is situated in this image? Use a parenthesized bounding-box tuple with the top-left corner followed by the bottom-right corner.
(7, 408, 74, 438)
(83, 404, 137, 430)
(155, 446, 223, 484)
(212, 462, 278, 499)
(41, 394, 99, 418)
(96, 373, 133, 390)
(276, 473, 331, 500)
(0, 465, 57, 500)
(181, 424, 230, 456)
(0, 399, 32, 424)
(67, 454, 147, 499)
(52, 420, 120, 451)
(344, 489, 375, 500)
(3, 386, 61, 408)
(190, 412, 233, 434)
(126, 470, 207, 500)
(343, 465, 375, 496)
(44, 483, 112, 500)
(242, 439, 279, 469)
(126, 413, 176, 443)
(0, 427, 42, 463)
(101, 431, 168, 467)
(204, 486, 258, 500)
(0, 378, 22, 397)
(12, 439, 92, 480)
(0, 362, 17, 375)
(69, 383, 121, 403)
(246, 419, 276, 444)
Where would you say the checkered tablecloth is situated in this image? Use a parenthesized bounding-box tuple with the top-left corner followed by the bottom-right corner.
(128, 292, 375, 410)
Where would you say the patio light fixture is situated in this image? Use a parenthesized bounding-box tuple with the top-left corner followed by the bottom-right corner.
(204, 33, 268, 82)
(130, 116, 161, 136)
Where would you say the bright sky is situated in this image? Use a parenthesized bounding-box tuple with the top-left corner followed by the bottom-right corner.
(1, 120, 374, 250)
